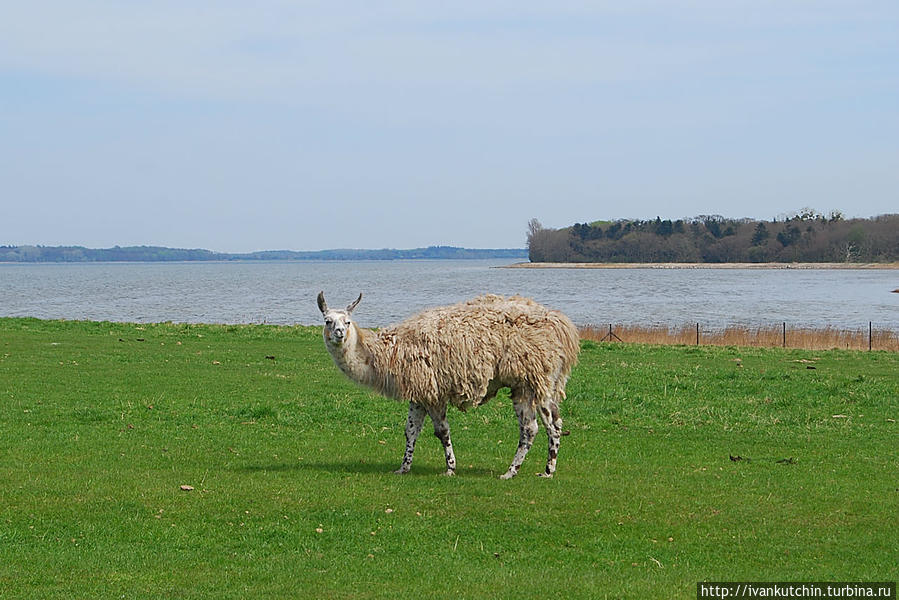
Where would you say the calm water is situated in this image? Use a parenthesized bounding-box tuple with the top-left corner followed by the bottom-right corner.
(1, 260, 897, 330)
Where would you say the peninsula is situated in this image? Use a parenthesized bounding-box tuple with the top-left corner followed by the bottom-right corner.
(526, 212, 899, 264)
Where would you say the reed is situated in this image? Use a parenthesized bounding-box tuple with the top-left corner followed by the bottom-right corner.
(580, 323, 899, 351)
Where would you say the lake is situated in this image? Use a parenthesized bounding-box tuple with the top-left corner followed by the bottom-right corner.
(1, 260, 897, 330)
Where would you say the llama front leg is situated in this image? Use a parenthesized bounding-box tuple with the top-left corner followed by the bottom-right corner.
(394, 402, 426, 474)
(501, 398, 538, 479)
(428, 404, 456, 476)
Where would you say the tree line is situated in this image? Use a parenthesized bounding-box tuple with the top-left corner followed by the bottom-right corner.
(0, 245, 527, 263)
(526, 211, 899, 263)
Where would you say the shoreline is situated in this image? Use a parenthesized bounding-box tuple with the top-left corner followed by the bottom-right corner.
(501, 261, 899, 270)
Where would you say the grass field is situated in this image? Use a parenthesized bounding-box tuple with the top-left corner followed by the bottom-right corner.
(1, 318, 897, 599)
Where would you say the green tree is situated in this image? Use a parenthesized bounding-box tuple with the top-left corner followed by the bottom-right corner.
(751, 223, 770, 246)
(777, 224, 801, 247)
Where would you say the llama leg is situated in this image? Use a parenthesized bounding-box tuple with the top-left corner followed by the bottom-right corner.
(501, 396, 538, 479)
(537, 400, 563, 478)
(428, 405, 456, 476)
(394, 402, 427, 474)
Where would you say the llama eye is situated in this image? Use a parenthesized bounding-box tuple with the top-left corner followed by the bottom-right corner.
(325, 318, 333, 326)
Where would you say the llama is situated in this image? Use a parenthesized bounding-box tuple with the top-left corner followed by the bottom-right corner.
(317, 292, 579, 479)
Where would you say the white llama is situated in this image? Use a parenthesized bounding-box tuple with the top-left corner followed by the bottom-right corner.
(317, 292, 579, 479)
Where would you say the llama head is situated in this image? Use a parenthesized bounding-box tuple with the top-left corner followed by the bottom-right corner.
(317, 291, 362, 346)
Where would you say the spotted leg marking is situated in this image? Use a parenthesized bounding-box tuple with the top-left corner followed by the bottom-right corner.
(500, 397, 538, 479)
(537, 401, 563, 478)
(428, 404, 456, 476)
(394, 402, 427, 474)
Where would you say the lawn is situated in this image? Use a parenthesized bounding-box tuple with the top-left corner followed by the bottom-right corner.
(0, 318, 896, 599)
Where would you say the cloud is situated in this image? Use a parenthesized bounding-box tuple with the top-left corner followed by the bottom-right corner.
(6, 2, 881, 95)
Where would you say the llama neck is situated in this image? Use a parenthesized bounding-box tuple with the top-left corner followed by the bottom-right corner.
(327, 323, 378, 386)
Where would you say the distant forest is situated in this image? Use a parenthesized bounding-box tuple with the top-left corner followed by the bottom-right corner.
(527, 211, 899, 263)
(0, 245, 527, 263)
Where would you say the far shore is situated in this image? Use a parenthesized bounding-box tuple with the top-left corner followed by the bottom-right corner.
(501, 261, 899, 270)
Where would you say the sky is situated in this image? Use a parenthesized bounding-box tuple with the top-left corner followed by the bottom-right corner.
(1, 2, 897, 253)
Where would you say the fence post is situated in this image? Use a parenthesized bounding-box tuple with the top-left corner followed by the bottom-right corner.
(696, 323, 700, 346)
(869, 322, 873, 351)
(600, 324, 622, 343)
(783, 322, 786, 348)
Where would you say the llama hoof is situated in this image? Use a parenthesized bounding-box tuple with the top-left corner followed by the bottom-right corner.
(393, 468, 410, 475)
(499, 471, 517, 480)
(443, 469, 456, 477)
(537, 472, 554, 478)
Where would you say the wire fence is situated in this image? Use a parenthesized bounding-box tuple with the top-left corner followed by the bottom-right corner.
(580, 322, 899, 352)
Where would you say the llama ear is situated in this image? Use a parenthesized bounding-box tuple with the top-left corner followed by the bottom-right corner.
(346, 293, 362, 314)
(317, 291, 328, 314)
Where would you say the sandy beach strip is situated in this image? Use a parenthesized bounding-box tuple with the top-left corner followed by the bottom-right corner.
(500, 262, 899, 270)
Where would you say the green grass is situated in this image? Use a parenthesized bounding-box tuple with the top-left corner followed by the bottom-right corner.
(1, 318, 896, 599)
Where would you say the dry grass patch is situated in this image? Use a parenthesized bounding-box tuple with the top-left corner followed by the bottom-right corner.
(580, 323, 899, 351)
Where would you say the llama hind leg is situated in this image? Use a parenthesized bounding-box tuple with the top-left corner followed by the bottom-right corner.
(428, 404, 456, 476)
(394, 402, 426, 474)
(501, 395, 538, 479)
(537, 400, 563, 478)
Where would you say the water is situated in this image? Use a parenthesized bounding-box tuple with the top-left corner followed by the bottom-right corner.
(1, 260, 897, 329)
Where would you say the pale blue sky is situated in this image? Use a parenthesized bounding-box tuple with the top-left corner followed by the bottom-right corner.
(2, 2, 897, 252)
